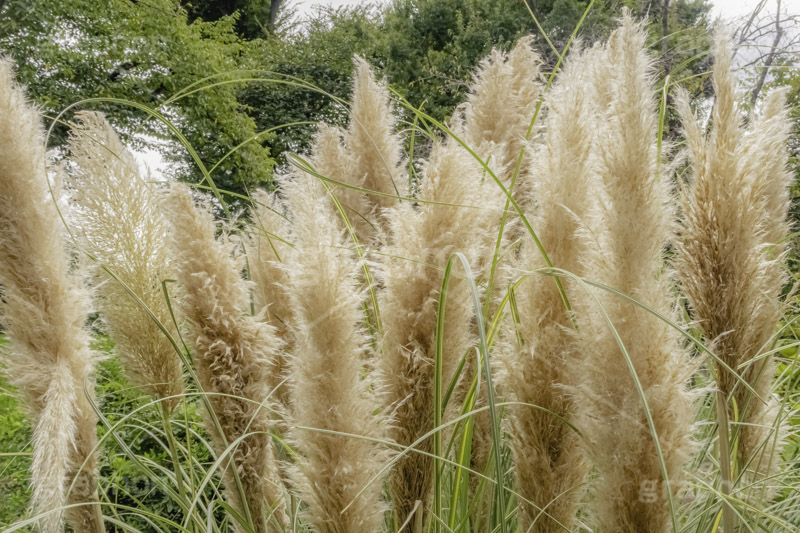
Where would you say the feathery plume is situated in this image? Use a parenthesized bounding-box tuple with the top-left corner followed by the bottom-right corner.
(675, 33, 792, 480)
(575, 17, 694, 532)
(458, 36, 543, 196)
(280, 167, 391, 533)
(497, 48, 596, 532)
(245, 190, 293, 415)
(0, 59, 104, 533)
(315, 57, 404, 245)
(379, 138, 504, 526)
(448, 39, 543, 489)
(67, 111, 184, 412)
(165, 186, 285, 531)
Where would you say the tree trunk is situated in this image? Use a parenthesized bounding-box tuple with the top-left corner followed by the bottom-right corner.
(751, 0, 783, 104)
(267, 0, 283, 33)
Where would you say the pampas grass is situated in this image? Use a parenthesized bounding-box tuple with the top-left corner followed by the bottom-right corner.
(573, 16, 694, 532)
(280, 163, 390, 533)
(3, 9, 800, 533)
(67, 111, 184, 413)
(165, 185, 286, 531)
(0, 59, 104, 533)
(497, 46, 596, 533)
(457, 36, 543, 195)
(379, 137, 503, 527)
(675, 33, 793, 486)
(245, 190, 294, 415)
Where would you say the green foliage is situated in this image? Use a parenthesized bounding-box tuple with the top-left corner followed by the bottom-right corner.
(0, 0, 275, 197)
(0, 335, 32, 528)
(94, 353, 222, 531)
(239, 6, 383, 168)
(183, 0, 288, 39)
(375, 0, 712, 123)
(0, 0, 713, 194)
(0, 335, 224, 529)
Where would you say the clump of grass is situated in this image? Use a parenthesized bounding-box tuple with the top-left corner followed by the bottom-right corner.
(0, 59, 104, 533)
(378, 136, 504, 528)
(1, 8, 799, 533)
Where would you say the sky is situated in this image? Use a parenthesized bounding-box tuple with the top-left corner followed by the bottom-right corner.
(290, 0, 800, 19)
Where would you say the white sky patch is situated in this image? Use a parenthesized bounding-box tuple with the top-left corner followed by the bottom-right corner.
(293, 0, 375, 18)
(133, 143, 167, 180)
(711, 0, 800, 19)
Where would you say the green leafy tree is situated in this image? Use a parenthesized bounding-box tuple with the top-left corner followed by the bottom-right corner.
(376, 0, 712, 123)
(0, 0, 275, 197)
(182, 0, 289, 39)
(238, 6, 383, 168)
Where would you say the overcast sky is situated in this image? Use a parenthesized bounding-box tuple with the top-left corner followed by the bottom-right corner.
(291, 0, 800, 20)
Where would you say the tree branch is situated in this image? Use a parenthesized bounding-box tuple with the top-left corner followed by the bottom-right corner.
(751, 0, 783, 104)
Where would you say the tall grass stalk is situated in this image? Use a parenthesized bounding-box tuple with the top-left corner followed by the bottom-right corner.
(675, 31, 793, 514)
(573, 14, 695, 532)
(165, 186, 286, 532)
(0, 59, 105, 533)
(67, 110, 185, 413)
(280, 161, 391, 532)
(496, 44, 597, 533)
(379, 137, 504, 529)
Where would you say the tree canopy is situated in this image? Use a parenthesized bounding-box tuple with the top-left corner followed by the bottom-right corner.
(0, 0, 737, 199)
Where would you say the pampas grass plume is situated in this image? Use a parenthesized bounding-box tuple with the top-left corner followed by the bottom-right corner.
(280, 165, 390, 533)
(575, 16, 694, 532)
(675, 33, 793, 479)
(379, 137, 503, 526)
(0, 58, 104, 533)
(165, 185, 285, 531)
(245, 190, 294, 415)
(497, 47, 596, 532)
(315, 58, 404, 245)
(67, 111, 184, 412)
(458, 36, 542, 194)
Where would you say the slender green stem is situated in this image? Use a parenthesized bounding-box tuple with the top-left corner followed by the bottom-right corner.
(161, 403, 195, 531)
(716, 390, 736, 533)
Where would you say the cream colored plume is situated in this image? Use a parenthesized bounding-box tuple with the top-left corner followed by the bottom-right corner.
(379, 137, 504, 527)
(313, 56, 404, 245)
(67, 111, 184, 412)
(165, 186, 285, 531)
(675, 33, 792, 482)
(245, 190, 294, 415)
(574, 17, 694, 532)
(0, 59, 104, 533)
(496, 46, 597, 533)
(280, 166, 391, 533)
(457, 36, 543, 197)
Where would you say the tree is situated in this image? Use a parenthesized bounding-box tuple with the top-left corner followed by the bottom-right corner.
(238, 6, 383, 168)
(0, 0, 275, 197)
(182, 0, 289, 38)
(374, 0, 713, 124)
